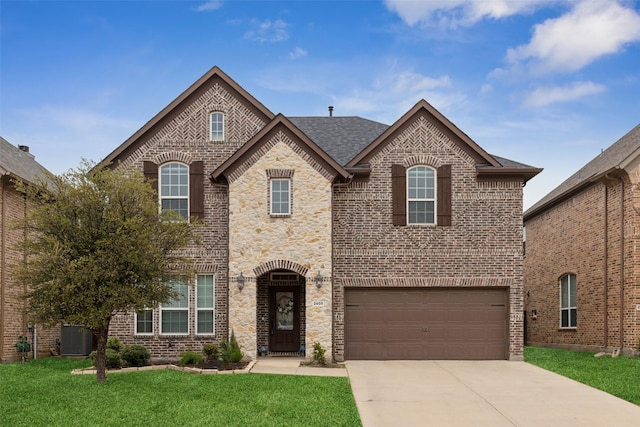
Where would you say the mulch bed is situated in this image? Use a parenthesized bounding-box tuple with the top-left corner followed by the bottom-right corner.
(196, 359, 250, 371)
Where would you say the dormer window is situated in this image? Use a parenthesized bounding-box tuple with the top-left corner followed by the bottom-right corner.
(210, 112, 224, 141)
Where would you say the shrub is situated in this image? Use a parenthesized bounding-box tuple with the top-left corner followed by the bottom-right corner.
(202, 343, 220, 362)
(312, 342, 326, 365)
(89, 349, 122, 369)
(106, 337, 123, 352)
(179, 350, 203, 366)
(220, 330, 244, 365)
(121, 344, 151, 367)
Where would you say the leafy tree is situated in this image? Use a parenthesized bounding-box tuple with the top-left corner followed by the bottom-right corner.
(14, 161, 198, 382)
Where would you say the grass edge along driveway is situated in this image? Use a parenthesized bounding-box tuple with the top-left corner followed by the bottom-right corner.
(0, 358, 361, 426)
(525, 346, 640, 405)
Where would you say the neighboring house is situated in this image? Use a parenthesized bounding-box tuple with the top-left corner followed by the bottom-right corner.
(524, 125, 640, 356)
(0, 137, 57, 362)
(105, 66, 541, 362)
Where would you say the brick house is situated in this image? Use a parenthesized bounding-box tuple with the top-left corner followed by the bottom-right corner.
(0, 137, 57, 362)
(524, 125, 640, 356)
(105, 66, 541, 362)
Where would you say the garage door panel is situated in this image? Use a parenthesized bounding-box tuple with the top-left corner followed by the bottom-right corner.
(345, 288, 507, 360)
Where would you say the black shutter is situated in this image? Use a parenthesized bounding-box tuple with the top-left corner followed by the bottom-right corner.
(437, 164, 451, 226)
(190, 161, 204, 219)
(392, 164, 407, 226)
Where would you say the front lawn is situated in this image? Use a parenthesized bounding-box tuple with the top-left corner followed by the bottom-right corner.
(0, 358, 361, 426)
(525, 346, 640, 405)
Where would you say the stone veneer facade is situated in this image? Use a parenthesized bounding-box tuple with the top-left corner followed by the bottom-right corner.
(228, 134, 333, 359)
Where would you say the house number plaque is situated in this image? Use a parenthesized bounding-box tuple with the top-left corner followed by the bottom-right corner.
(312, 301, 324, 307)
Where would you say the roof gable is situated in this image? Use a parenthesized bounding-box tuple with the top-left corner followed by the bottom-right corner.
(102, 66, 274, 166)
(347, 99, 500, 168)
(525, 123, 640, 220)
(211, 114, 351, 184)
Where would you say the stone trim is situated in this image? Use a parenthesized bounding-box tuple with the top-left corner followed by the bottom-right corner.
(253, 260, 309, 277)
(339, 277, 512, 287)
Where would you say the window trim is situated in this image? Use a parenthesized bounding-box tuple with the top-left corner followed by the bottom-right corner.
(160, 279, 189, 335)
(159, 162, 190, 221)
(406, 165, 436, 225)
(210, 112, 224, 141)
(196, 274, 215, 336)
(270, 178, 291, 216)
(134, 309, 154, 336)
(559, 273, 577, 329)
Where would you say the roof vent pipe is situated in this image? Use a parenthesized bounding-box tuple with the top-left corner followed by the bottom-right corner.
(328, 106, 334, 117)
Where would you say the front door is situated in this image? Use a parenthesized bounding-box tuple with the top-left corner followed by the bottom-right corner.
(269, 286, 300, 352)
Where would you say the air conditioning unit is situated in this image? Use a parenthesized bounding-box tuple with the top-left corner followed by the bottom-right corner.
(60, 325, 93, 356)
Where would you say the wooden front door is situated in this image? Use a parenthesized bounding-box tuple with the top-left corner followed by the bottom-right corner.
(269, 286, 300, 352)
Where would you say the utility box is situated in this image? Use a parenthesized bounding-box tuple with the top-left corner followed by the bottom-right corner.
(60, 325, 93, 356)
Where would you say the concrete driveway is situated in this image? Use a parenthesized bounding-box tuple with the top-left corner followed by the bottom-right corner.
(346, 360, 640, 426)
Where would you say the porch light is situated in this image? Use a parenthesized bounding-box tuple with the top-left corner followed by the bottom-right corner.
(315, 271, 323, 288)
(238, 272, 245, 291)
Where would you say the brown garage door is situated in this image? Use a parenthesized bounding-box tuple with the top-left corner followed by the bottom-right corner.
(345, 288, 508, 360)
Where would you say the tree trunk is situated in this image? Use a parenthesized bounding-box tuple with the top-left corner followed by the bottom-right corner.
(94, 325, 109, 383)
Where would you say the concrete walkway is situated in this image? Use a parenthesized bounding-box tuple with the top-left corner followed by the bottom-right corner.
(346, 360, 640, 427)
(250, 357, 348, 377)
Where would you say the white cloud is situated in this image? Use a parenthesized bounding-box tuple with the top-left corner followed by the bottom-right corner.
(244, 19, 289, 42)
(384, 0, 554, 27)
(523, 81, 606, 107)
(193, 1, 222, 12)
(289, 46, 307, 59)
(507, 0, 640, 74)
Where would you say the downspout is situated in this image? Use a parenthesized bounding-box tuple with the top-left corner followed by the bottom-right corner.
(619, 178, 625, 351)
(23, 191, 29, 358)
(603, 183, 608, 349)
(1, 180, 6, 362)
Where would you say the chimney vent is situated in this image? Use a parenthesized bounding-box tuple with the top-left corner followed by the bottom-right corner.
(18, 145, 30, 153)
(328, 106, 334, 117)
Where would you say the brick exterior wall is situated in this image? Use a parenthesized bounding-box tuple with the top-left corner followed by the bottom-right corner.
(524, 168, 640, 355)
(333, 113, 526, 361)
(110, 79, 269, 360)
(1, 178, 57, 363)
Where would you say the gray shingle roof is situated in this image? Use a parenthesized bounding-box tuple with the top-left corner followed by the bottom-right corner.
(0, 137, 51, 185)
(288, 116, 389, 166)
(525, 124, 640, 219)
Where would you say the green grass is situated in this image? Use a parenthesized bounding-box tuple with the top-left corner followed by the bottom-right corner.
(525, 346, 640, 405)
(0, 358, 361, 426)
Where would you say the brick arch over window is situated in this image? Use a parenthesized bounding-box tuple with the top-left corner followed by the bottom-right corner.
(153, 151, 194, 165)
(253, 260, 309, 278)
(403, 154, 442, 169)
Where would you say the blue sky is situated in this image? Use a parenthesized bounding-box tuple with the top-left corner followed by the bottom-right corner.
(2, 0, 639, 209)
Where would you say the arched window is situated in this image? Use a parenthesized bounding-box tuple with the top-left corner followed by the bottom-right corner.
(407, 165, 436, 224)
(210, 112, 224, 141)
(159, 162, 189, 220)
(560, 274, 577, 328)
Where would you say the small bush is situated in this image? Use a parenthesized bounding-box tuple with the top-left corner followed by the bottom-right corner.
(220, 330, 244, 365)
(89, 349, 122, 369)
(179, 350, 203, 366)
(106, 337, 123, 352)
(202, 343, 219, 361)
(312, 342, 326, 365)
(121, 344, 151, 367)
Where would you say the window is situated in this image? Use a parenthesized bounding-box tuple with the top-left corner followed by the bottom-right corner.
(270, 178, 291, 215)
(407, 166, 436, 224)
(560, 274, 577, 328)
(135, 310, 153, 335)
(159, 163, 189, 220)
(161, 278, 189, 334)
(196, 275, 215, 335)
(210, 112, 224, 141)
